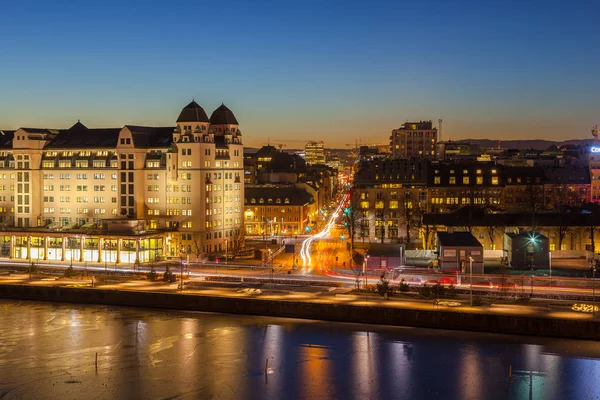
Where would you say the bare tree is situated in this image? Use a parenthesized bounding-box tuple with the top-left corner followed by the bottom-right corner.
(523, 183, 545, 230)
(551, 186, 580, 250)
(190, 232, 204, 262)
(484, 206, 503, 250)
(398, 190, 422, 247)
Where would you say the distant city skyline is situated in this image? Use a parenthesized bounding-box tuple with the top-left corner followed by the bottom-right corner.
(1, 0, 599, 148)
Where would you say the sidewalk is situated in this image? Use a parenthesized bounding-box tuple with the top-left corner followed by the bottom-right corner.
(1, 273, 596, 322)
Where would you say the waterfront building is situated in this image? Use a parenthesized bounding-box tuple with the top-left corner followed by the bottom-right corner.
(390, 121, 437, 159)
(0, 100, 244, 262)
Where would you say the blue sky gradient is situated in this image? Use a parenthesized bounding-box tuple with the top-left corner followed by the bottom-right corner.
(1, 0, 599, 147)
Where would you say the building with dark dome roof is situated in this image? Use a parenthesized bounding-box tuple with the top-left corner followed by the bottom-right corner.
(0, 98, 245, 264)
(176, 100, 209, 123)
(210, 104, 239, 125)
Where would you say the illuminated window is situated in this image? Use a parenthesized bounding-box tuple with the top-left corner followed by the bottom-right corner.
(476, 177, 483, 184)
(449, 177, 456, 185)
(375, 201, 384, 209)
(389, 200, 398, 209)
(360, 201, 369, 209)
(463, 177, 470, 184)
(491, 177, 499, 185)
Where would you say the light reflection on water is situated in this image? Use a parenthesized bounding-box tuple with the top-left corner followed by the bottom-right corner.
(2, 300, 600, 400)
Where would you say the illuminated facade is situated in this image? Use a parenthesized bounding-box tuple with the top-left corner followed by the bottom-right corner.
(244, 185, 315, 236)
(390, 121, 437, 159)
(305, 141, 326, 165)
(0, 101, 244, 263)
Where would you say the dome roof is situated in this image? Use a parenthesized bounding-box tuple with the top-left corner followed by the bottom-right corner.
(209, 103, 239, 125)
(177, 100, 209, 123)
(256, 145, 278, 158)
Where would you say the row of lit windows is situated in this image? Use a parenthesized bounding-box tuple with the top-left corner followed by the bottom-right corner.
(433, 176, 499, 185)
(248, 198, 291, 204)
(165, 197, 194, 204)
(42, 173, 116, 180)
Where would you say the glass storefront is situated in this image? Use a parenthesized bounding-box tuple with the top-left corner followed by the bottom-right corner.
(0, 236, 10, 258)
(83, 238, 99, 262)
(4, 234, 164, 264)
(139, 238, 163, 263)
(102, 239, 118, 263)
(121, 239, 137, 263)
(47, 237, 63, 261)
(65, 237, 81, 262)
(14, 236, 27, 259)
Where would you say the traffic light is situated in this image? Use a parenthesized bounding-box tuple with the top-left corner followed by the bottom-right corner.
(343, 207, 350, 215)
(341, 234, 345, 240)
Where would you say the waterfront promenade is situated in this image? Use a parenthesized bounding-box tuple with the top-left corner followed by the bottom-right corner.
(1, 273, 600, 340)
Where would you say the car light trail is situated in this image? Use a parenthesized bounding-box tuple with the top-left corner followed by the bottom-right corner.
(300, 194, 348, 268)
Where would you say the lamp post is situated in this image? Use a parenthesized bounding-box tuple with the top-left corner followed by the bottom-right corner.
(28, 237, 32, 281)
(592, 260, 597, 316)
(469, 256, 474, 307)
(179, 246, 185, 291)
(363, 255, 369, 301)
(104, 241, 109, 273)
(70, 237, 74, 268)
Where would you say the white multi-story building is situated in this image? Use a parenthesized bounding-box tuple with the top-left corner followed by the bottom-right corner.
(0, 101, 244, 262)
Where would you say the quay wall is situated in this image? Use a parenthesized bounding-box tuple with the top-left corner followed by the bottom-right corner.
(0, 284, 598, 341)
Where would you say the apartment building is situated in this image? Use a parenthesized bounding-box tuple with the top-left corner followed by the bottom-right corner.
(0, 100, 244, 262)
(390, 121, 437, 159)
(244, 185, 315, 236)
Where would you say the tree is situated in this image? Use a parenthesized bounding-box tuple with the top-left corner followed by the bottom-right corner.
(376, 272, 390, 296)
(523, 183, 545, 230)
(190, 232, 204, 262)
(398, 190, 422, 247)
(551, 186, 581, 250)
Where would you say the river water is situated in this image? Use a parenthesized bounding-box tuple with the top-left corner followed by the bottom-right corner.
(0, 300, 599, 400)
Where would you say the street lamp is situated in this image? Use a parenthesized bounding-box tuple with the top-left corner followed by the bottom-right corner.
(529, 234, 536, 296)
(363, 255, 370, 301)
(592, 260, 597, 316)
(104, 241, 109, 273)
(179, 246, 185, 291)
(28, 237, 32, 281)
(469, 256, 474, 307)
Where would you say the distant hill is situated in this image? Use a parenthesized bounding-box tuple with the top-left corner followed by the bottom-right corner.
(446, 139, 595, 151)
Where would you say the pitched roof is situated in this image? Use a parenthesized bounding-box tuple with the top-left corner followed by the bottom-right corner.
(176, 100, 209, 123)
(45, 123, 121, 149)
(125, 126, 174, 148)
(0, 131, 14, 149)
(437, 232, 482, 247)
(209, 103, 239, 125)
(244, 186, 313, 206)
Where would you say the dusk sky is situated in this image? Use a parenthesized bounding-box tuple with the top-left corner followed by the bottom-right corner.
(1, 0, 599, 148)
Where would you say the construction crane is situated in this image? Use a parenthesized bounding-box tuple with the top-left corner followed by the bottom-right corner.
(592, 124, 599, 144)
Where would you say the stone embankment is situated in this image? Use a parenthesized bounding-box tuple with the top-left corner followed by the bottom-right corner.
(0, 283, 599, 341)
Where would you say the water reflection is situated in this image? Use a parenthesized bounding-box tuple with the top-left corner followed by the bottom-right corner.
(2, 301, 600, 400)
